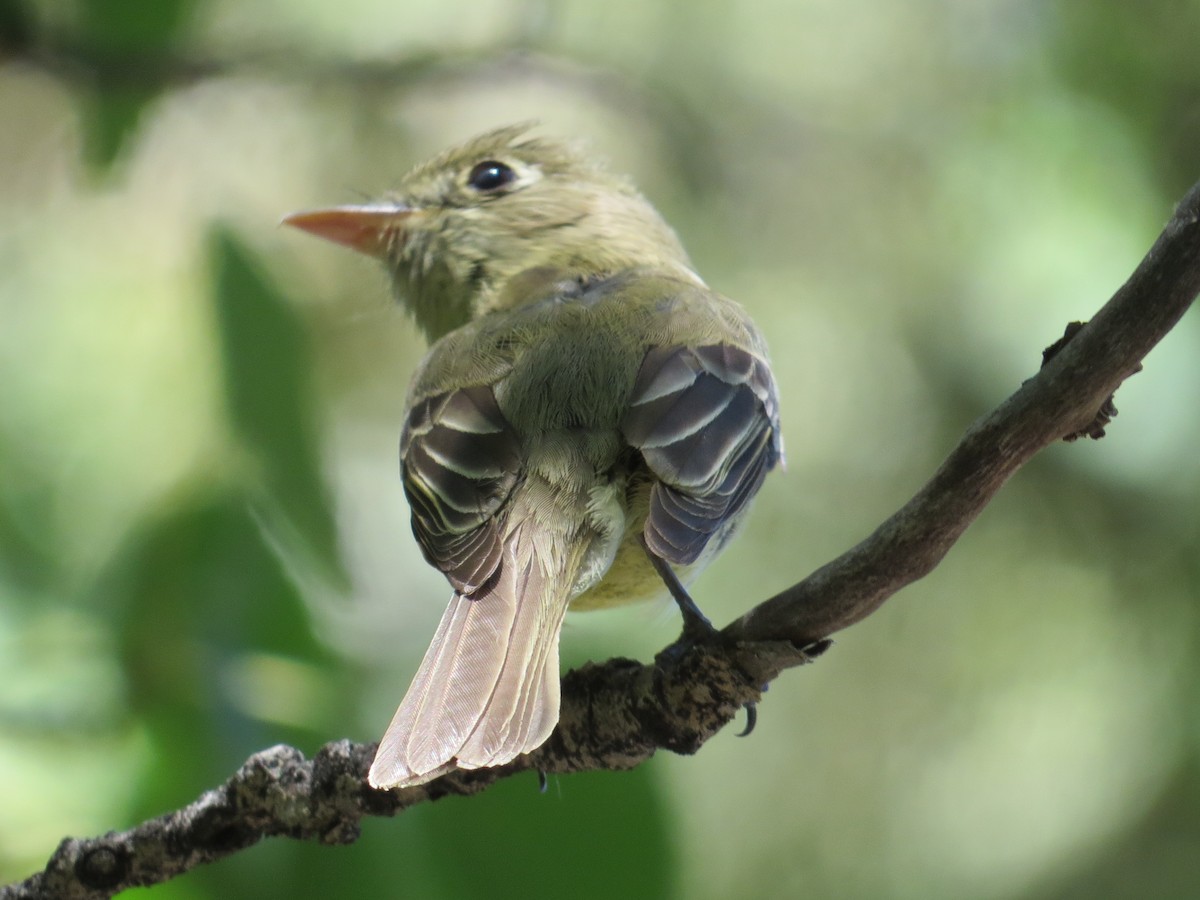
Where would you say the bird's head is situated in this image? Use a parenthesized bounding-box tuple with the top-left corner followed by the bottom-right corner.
(284, 124, 694, 342)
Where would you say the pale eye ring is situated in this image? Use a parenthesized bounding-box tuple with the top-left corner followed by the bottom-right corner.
(466, 160, 517, 192)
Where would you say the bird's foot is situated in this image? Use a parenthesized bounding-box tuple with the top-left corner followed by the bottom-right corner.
(640, 536, 761, 733)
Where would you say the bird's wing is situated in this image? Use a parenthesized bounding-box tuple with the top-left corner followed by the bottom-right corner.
(378, 384, 580, 788)
(621, 343, 781, 566)
(401, 384, 522, 595)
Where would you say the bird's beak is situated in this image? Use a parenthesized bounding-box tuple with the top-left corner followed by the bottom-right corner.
(280, 203, 415, 258)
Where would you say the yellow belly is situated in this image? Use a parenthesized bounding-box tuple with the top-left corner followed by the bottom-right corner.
(568, 528, 666, 611)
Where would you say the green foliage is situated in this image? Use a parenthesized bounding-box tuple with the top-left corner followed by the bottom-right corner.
(76, 0, 198, 52)
(77, 84, 159, 173)
(1051, 0, 1200, 191)
(210, 230, 347, 590)
(0, 0, 33, 49)
(0, 442, 59, 593)
(416, 768, 677, 900)
(73, 0, 201, 171)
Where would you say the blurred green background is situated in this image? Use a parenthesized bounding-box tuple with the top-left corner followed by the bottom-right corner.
(2, 0, 1199, 897)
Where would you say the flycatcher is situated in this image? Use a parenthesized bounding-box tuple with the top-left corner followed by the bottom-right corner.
(284, 125, 781, 789)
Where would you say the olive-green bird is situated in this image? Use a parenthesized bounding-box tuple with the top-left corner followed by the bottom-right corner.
(284, 125, 781, 789)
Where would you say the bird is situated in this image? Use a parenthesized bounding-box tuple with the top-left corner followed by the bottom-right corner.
(283, 124, 781, 789)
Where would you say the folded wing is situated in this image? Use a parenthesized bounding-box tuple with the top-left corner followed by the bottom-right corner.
(401, 384, 522, 594)
(622, 343, 781, 565)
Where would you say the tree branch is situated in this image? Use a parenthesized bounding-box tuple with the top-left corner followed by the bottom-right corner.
(7, 184, 1199, 899)
(730, 181, 1200, 644)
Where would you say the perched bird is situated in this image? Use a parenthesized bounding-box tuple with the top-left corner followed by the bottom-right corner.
(284, 125, 781, 789)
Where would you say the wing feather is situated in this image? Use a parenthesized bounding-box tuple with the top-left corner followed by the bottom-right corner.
(401, 384, 521, 594)
(623, 343, 781, 566)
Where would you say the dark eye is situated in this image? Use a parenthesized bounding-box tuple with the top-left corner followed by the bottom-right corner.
(466, 160, 517, 192)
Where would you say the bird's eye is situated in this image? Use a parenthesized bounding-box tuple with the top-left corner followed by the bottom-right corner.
(466, 160, 517, 193)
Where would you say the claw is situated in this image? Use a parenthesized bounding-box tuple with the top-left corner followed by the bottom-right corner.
(800, 638, 833, 660)
(736, 702, 757, 737)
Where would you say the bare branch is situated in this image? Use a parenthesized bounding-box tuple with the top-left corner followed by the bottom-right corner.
(6, 182, 1199, 899)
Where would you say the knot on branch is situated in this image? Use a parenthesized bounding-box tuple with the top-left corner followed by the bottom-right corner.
(1042, 320, 1142, 441)
(74, 844, 128, 891)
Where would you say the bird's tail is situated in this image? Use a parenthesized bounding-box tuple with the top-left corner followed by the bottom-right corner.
(368, 514, 582, 789)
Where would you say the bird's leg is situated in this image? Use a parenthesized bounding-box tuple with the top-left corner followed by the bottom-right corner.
(639, 536, 758, 735)
(639, 535, 718, 643)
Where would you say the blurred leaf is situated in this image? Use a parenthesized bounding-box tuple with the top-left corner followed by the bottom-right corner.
(94, 486, 343, 816)
(1029, 761, 1200, 900)
(77, 84, 159, 173)
(72, 0, 200, 172)
(1052, 0, 1200, 192)
(0, 439, 59, 594)
(418, 767, 678, 900)
(210, 229, 347, 589)
(77, 0, 198, 53)
(0, 0, 33, 50)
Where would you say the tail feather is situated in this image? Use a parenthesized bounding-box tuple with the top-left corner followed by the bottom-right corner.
(368, 519, 577, 789)
(404, 589, 514, 772)
(465, 565, 569, 768)
(513, 580, 570, 756)
(531, 631, 564, 739)
(456, 556, 545, 765)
